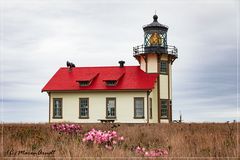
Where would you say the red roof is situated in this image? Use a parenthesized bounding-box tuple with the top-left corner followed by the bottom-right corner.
(76, 72, 99, 81)
(102, 71, 125, 81)
(42, 66, 158, 91)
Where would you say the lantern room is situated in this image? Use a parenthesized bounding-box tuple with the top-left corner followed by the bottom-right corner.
(133, 14, 178, 62)
(143, 14, 168, 49)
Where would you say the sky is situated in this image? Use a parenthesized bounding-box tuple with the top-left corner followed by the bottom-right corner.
(0, 0, 239, 123)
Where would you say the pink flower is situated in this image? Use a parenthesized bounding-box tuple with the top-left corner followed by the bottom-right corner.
(163, 150, 168, 155)
(105, 145, 113, 150)
(111, 131, 117, 136)
(112, 140, 117, 145)
(51, 123, 82, 134)
(144, 152, 149, 156)
(135, 146, 142, 153)
(118, 136, 124, 141)
(82, 129, 124, 150)
(134, 146, 168, 157)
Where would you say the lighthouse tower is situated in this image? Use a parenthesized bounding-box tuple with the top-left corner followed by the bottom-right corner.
(133, 15, 178, 123)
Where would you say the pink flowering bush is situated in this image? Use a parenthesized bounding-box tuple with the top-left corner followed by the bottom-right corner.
(82, 129, 124, 150)
(51, 123, 82, 134)
(135, 146, 168, 157)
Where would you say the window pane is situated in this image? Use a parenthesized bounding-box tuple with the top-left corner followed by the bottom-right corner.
(160, 61, 167, 74)
(80, 81, 90, 86)
(53, 99, 62, 118)
(135, 98, 144, 118)
(80, 98, 89, 117)
(161, 100, 168, 118)
(144, 33, 151, 46)
(136, 108, 143, 117)
(107, 99, 116, 118)
(80, 108, 88, 116)
(150, 98, 152, 119)
(106, 80, 117, 86)
(136, 100, 143, 109)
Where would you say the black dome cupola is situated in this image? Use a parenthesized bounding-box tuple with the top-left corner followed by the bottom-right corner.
(143, 14, 168, 32)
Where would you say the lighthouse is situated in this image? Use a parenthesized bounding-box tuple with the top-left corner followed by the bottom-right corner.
(133, 14, 178, 123)
(43, 14, 178, 124)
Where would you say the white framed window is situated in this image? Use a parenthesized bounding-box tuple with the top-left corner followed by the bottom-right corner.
(160, 61, 168, 74)
(134, 97, 144, 118)
(106, 98, 116, 118)
(79, 98, 89, 118)
(53, 98, 62, 118)
(161, 99, 168, 118)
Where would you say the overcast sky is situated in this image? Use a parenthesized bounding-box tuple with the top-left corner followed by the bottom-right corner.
(1, 0, 239, 123)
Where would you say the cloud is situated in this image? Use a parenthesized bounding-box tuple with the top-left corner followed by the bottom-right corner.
(1, 0, 238, 122)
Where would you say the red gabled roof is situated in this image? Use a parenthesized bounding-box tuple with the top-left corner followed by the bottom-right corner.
(76, 72, 99, 81)
(42, 66, 158, 91)
(102, 71, 125, 81)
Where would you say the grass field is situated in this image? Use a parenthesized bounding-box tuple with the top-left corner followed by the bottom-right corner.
(0, 123, 239, 159)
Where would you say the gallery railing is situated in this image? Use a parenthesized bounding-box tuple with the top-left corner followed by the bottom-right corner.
(133, 45, 178, 58)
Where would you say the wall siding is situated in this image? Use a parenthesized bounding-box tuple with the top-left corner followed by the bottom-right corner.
(159, 75, 168, 99)
(149, 82, 158, 123)
(169, 63, 172, 99)
(140, 56, 146, 72)
(50, 91, 148, 123)
(147, 54, 158, 73)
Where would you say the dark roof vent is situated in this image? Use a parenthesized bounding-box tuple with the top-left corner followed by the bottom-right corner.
(118, 60, 125, 68)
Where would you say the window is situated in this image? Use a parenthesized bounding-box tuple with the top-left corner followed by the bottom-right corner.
(144, 32, 166, 47)
(53, 98, 62, 118)
(106, 98, 116, 118)
(105, 80, 117, 86)
(134, 98, 144, 118)
(170, 100, 172, 110)
(160, 61, 168, 74)
(79, 81, 90, 86)
(144, 33, 151, 46)
(79, 98, 89, 118)
(161, 99, 168, 118)
(150, 98, 152, 119)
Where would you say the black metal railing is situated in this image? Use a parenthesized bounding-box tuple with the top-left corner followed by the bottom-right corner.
(133, 45, 178, 58)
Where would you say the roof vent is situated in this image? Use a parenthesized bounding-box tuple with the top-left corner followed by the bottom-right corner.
(118, 60, 125, 68)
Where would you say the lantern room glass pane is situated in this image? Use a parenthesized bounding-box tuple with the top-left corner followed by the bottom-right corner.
(144, 33, 151, 46)
(144, 32, 167, 48)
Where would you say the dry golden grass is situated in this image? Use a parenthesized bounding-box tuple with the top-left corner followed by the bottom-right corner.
(1, 123, 239, 159)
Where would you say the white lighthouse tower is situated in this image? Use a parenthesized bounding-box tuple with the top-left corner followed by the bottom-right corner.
(133, 14, 178, 123)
